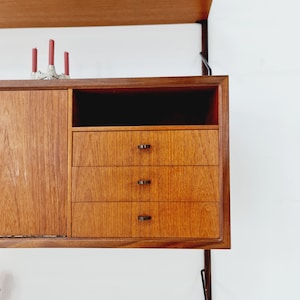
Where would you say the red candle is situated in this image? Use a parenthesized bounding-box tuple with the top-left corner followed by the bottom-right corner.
(49, 39, 55, 65)
(32, 48, 37, 72)
(64, 51, 69, 75)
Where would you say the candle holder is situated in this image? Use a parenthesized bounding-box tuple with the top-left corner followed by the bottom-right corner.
(31, 39, 70, 80)
(31, 65, 70, 80)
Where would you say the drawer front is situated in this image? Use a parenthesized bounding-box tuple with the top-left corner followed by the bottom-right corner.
(72, 166, 219, 202)
(72, 130, 218, 166)
(71, 202, 220, 238)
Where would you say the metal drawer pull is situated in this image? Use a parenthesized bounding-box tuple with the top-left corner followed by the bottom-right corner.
(137, 144, 151, 149)
(137, 180, 151, 185)
(138, 215, 152, 221)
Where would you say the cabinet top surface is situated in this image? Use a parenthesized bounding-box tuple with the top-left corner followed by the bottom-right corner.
(0, 76, 228, 90)
(0, 0, 212, 28)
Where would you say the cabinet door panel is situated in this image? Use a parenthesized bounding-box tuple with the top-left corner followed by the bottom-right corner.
(72, 130, 218, 166)
(72, 166, 219, 202)
(0, 90, 68, 236)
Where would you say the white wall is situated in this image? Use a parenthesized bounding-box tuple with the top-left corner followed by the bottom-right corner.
(1, 0, 300, 299)
(0, 24, 202, 79)
(210, 0, 300, 299)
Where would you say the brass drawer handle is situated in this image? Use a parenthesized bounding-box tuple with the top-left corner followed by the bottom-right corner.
(137, 180, 151, 185)
(137, 144, 151, 149)
(138, 215, 152, 221)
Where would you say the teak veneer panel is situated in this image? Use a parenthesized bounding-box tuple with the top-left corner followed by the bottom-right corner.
(0, 0, 212, 28)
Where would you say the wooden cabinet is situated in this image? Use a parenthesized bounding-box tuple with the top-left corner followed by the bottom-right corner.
(0, 76, 229, 248)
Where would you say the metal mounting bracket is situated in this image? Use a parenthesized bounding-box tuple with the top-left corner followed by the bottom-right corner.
(200, 52, 212, 76)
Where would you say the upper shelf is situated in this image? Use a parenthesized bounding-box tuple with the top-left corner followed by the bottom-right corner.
(0, 0, 212, 28)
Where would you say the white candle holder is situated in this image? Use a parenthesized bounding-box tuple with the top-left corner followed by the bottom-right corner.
(30, 65, 70, 80)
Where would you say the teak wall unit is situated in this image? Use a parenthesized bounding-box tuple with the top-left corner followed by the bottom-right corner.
(0, 76, 229, 249)
(0, 1, 229, 299)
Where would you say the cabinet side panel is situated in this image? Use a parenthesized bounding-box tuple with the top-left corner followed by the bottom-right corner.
(218, 77, 231, 248)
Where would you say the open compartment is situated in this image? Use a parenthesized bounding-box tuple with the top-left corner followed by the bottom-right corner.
(72, 87, 218, 127)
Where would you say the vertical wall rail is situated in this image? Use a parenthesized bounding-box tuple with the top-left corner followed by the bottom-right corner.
(198, 19, 212, 300)
(205, 250, 212, 300)
(201, 250, 212, 300)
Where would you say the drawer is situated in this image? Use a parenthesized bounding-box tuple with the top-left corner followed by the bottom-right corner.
(72, 129, 218, 166)
(72, 166, 219, 202)
(71, 202, 220, 238)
